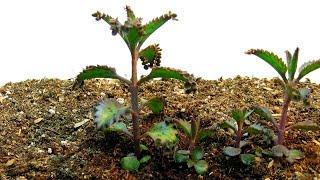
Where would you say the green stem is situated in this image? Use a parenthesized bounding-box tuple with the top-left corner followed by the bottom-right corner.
(277, 92, 291, 145)
(131, 50, 140, 156)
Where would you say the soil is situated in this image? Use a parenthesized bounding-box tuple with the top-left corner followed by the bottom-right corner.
(0, 76, 319, 179)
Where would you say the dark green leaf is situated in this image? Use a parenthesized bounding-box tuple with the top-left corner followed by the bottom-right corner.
(197, 129, 214, 142)
(240, 154, 255, 166)
(174, 150, 190, 163)
(139, 12, 177, 45)
(120, 156, 140, 172)
(220, 118, 237, 132)
(246, 123, 263, 135)
(139, 155, 151, 164)
(175, 120, 191, 137)
(223, 146, 241, 157)
(139, 44, 162, 69)
(246, 49, 288, 81)
(297, 60, 320, 81)
(138, 67, 194, 85)
(231, 109, 245, 122)
(254, 107, 275, 122)
(194, 160, 208, 175)
(74, 65, 130, 88)
(94, 99, 127, 129)
(146, 122, 178, 146)
(191, 147, 204, 161)
(288, 48, 299, 80)
(286, 149, 304, 163)
(146, 97, 165, 115)
(292, 121, 320, 131)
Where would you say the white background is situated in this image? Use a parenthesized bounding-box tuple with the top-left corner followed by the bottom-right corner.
(1, 0, 320, 86)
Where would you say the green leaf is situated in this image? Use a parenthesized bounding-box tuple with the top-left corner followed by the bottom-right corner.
(139, 12, 177, 46)
(246, 123, 263, 135)
(139, 144, 149, 151)
(107, 122, 132, 136)
(191, 147, 204, 161)
(271, 145, 289, 157)
(254, 107, 275, 122)
(139, 44, 162, 69)
(138, 67, 194, 85)
(220, 118, 237, 132)
(286, 149, 304, 163)
(246, 49, 288, 81)
(125, 6, 136, 21)
(145, 97, 165, 115)
(120, 156, 140, 172)
(223, 146, 241, 157)
(240, 154, 255, 166)
(297, 60, 320, 81)
(175, 120, 191, 137)
(94, 99, 128, 129)
(174, 150, 190, 163)
(197, 129, 214, 142)
(262, 128, 277, 145)
(187, 159, 195, 168)
(194, 160, 208, 175)
(287, 48, 299, 80)
(139, 155, 151, 164)
(292, 121, 320, 131)
(231, 109, 253, 122)
(292, 88, 311, 103)
(146, 122, 178, 146)
(73, 65, 129, 88)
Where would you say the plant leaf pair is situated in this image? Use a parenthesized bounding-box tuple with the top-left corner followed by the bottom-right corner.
(120, 154, 151, 172)
(175, 119, 214, 141)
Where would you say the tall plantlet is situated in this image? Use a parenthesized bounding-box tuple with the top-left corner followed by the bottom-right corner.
(246, 48, 320, 145)
(74, 6, 195, 156)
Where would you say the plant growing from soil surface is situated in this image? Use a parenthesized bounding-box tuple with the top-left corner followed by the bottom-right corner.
(73, 6, 196, 162)
(246, 48, 320, 145)
(220, 109, 257, 165)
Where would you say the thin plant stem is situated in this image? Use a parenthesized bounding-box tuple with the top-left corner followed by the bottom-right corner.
(277, 92, 291, 145)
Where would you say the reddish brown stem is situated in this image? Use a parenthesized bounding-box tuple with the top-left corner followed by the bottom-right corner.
(276, 92, 291, 145)
(130, 50, 140, 156)
(235, 122, 243, 148)
(189, 119, 199, 151)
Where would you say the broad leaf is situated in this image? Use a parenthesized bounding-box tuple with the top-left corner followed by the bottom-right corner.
(297, 60, 320, 81)
(246, 49, 288, 81)
(223, 146, 241, 157)
(240, 154, 255, 166)
(107, 122, 132, 137)
(73, 65, 129, 88)
(146, 122, 178, 146)
(120, 156, 140, 172)
(139, 44, 162, 69)
(286, 149, 304, 163)
(139, 155, 151, 164)
(271, 145, 289, 157)
(139, 12, 177, 46)
(194, 160, 208, 175)
(174, 150, 190, 163)
(175, 119, 192, 137)
(95, 99, 128, 129)
(145, 97, 165, 115)
(246, 123, 263, 135)
(292, 121, 320, 131)
(287, 48, 299, 80)
(191, 147, 204, 161)
(254, 107, 275, 122)
(138, 67, 194, 85)
(220, 118, 237, 132)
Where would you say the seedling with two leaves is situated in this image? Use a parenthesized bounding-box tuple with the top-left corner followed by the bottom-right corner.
(74, 6, 196, 171)
(220, 109, 257, 165)
(246, 48, 320, 145)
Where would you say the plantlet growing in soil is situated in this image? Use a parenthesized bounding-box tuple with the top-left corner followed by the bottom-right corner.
(220, 109, 257, 165)
(74, 6, 195, 161)
(246, 48, 320, 145)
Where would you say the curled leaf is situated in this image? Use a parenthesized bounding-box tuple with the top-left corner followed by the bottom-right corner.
(139, 44, 162, 69)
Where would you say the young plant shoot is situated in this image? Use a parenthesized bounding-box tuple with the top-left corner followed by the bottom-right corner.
(246, 48, 320, 145)
(73, 6, 196, 164)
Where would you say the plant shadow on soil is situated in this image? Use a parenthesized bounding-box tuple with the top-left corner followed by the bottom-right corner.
(0, 77, 319, 179)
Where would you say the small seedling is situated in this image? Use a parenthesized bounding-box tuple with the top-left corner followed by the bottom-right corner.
(246, 48, 320, 145)
(174, 147, 208, 175)
(74, 6, 196, 159)
(220, 109, 257, 165)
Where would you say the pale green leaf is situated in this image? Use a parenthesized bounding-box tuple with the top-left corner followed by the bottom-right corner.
(107, 122, 132, 136)
(146, 122, 178, 146)
(175, 119, 191, 137)
(194, 160, 208, 175)
(286, 149, 304, 163)
(223, 146, 241, 157)
(139, 155, 151, 164)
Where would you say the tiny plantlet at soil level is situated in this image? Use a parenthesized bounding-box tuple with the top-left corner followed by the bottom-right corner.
(73, 6, 196, 171)
(246, 48, 320, 145)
